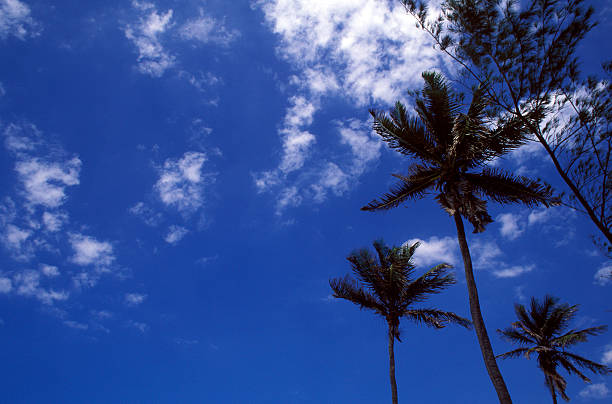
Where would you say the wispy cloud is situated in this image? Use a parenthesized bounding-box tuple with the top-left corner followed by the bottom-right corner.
(125, 1, 175, 77)
(70, 233, 115, 268)
(404, 236, 458, 267)
(497, 213, 524, 240)
(594, 262, 612, 286)
(125, 293, 147, 306)
(254, 0, 445, 213)
(579, 383, 610, 399)
(0, 0, 39, 40)
(180, 9, 239, 46)
(155, 151, 209, 214)
(164, 225, 188, 244)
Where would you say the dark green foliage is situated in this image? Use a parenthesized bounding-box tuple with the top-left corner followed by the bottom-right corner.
(402, 0, 612, 251)
(498, 296, 611, 402)
(363, 71, 558, 233)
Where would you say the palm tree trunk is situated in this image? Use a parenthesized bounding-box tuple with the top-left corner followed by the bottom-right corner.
(388, 324, 399, 404)
(453, 212, 513, 404)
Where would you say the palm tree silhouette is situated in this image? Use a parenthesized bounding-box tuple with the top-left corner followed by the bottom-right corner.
(497, 295, 611, 403)
(330, 240, 470, 404)
(362, 71, 559, 403)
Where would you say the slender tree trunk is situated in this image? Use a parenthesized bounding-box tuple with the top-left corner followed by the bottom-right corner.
(453, 212, 513, 404)
(388, 324, 399, 404)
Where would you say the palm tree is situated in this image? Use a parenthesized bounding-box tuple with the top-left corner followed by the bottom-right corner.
(362, 71, 559, 403)
(497, 295, 611, 403)
(330, 240, 470, 404)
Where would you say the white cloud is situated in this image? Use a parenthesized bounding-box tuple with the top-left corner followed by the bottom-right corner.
(579, 383, 610, 399)
(2, 224, 30, 252)
(164, 225, 188, 244)
(527, 207, 552, 226)
(0, 0, 38, 40)
(602, 344, 612, 365)
(155, 151, 209, 214)
(180, 10, 239, 46)
(126, 320, 149, 333)
(42, 211, 67, 232)
(497, 213, 524, 240)
(254, 0, 444, 212)
(594, 263, 612, 286)
(125, 1, 175, 77)
(404, 236, 458, 267)
(15, 157, 81, 208)
(69, 233, 115, 267)
(275, 186, 302, 215)
(492, 265, 535, 279)
(125, 293, 147, 306)
(256, 0, 442, 105)
(40, 264, 59, 277)
(13, 270, 68, 304)
(63, 320, 88, 330)
(129, 201, 162, 226)
(470, 240, 503, 270)
(0, 277, 12, 293)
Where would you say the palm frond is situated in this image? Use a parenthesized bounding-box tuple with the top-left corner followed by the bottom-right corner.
(361, 167, 440, 211)
(416, 72, 461, 151)
(496, 347, 530, 359)
(329, 275, 386, 315)
(552, 326, 608, 348)
(497, 326, 536, 346)
(400, 263, 456, 305)
(465, 168, 560, 208)
(370, 104, 438, 163)
(404, 308, 472, 329)
(561, 351, 612, 376)
(557, 355, 592, 382)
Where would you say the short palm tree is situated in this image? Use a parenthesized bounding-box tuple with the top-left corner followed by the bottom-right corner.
(497, 295, 611, 403)
(330, 240, 470, 404)
(362, 71, 559, 403)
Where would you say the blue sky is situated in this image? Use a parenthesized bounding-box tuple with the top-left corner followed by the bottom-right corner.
(0, 0, 611, 402)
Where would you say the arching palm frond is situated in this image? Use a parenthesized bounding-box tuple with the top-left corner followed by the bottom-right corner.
(497, 295, 611, 403)
(404, 308, 472, 329)
(465, 168, 559, 208)
(552, 326, 608, 348)
(362, 167, 440, 211)
(329, 275, 385, 315)
(369, 105, 438, 163)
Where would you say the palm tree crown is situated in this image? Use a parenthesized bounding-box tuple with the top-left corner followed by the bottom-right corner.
(497, 295, 611, 403)
(363, 71, 558, 232)
(330, 240, 470, 337)
(330, 240, 470, 404)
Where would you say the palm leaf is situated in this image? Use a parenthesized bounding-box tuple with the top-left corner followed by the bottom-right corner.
(465, 168, 559, 207)
(496, 347, 530, 359)
(404, 308, 471, 329)
(552, 325, 608, 348)
(329, 275, 386, 315)
(361, 167, 440, 211)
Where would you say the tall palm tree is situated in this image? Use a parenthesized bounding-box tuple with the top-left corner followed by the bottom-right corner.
(330, 240, 470, 404)
(497, 296, 611, 403)
(362, 71, 559, 403)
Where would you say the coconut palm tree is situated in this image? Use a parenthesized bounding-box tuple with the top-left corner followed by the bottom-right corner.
(362, 71, 559, 403)
(497, 295, 611, 403)
(330, 240, 470, 404)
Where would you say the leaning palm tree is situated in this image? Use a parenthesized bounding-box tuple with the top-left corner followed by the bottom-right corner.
(362, 72, 559, 403)
(330, 240, 470, 404)
(497, 296, 611, 403)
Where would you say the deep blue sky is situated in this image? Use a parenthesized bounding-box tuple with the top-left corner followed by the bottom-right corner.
(0, 0, 611, 402)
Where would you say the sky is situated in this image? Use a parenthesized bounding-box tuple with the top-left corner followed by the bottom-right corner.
(0, 0, 611, 402)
